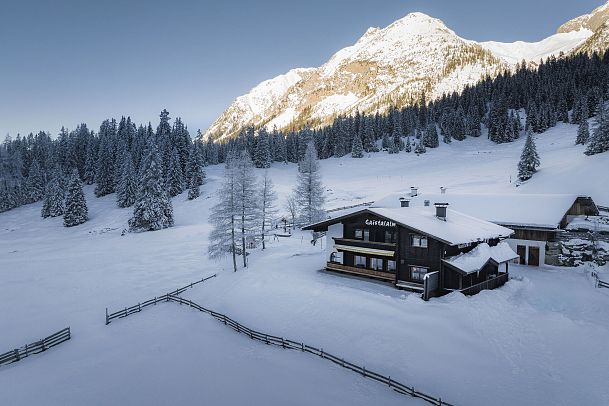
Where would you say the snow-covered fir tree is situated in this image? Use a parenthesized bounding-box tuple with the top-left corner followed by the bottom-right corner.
(128, 140, 174, 232)
(351, 133, 364, 158)
(25, 159, 45, 203)
(576, 118, 590, 145)
(95, 119, 117, 197)
(63, 170, 88, 227)
(83, 136, 97, 185)
(518, 131, 541, 181)
(187, 144, 205, 200)
(253, 129, 272, 168)
(405, 136, 412, 153)
(414, 141, 426, 155)
(585, 96, 609, 156)
(258, 170, 278, 250)
(423, 122, 439, 148)
(294, 141, 325, 225)
(42, 172, 66, 218)
(116, 154, 137, 208)
(166, 146, 185, 197)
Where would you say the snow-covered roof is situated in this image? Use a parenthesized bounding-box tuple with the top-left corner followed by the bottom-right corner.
(368, 207, 514, 246)
(442, 242, 519, 275)
(372, 192, 583, 229)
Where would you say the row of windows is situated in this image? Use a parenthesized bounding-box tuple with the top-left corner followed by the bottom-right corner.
(353, 229, 429, 248)
(354, 228, 398, 244)
(354, 256, 397, 272)
(353, 257, 429, 281)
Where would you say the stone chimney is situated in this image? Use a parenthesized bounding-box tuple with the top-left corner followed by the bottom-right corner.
(410, 186, 418, 197)
(424, 200, 430, 207)
(440, 186, 446, 194)
(434, 203, 449, 220)
(399, 197, 410, 207)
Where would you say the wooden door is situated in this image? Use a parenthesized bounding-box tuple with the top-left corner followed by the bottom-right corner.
(528, 246, 540, 266)
(517, 245, 526, 265)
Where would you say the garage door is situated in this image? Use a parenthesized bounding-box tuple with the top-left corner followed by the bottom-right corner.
(528, 246, 540, 266)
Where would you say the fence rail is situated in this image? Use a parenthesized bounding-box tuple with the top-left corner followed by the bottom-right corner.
(592, 271, 609, 289)
(0, 327, 71, 366)
(164, 294, 454, 406)
(459, 273, 508, 296)
(105, 274, 217, 325)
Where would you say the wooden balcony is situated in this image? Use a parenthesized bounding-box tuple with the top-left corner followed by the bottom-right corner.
(326, 262, 396, 282)
(332, 238, 396, 257)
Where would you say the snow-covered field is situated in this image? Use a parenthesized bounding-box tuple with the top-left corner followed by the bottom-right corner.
(1, 123, 609, 405)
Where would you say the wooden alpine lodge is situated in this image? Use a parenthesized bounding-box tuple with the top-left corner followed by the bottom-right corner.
(303, 194, 519, 299)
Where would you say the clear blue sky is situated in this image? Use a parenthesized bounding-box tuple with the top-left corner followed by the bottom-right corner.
(0, 0, 603, 138)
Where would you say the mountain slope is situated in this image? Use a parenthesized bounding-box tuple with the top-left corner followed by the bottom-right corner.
(204, 4, 609, 140)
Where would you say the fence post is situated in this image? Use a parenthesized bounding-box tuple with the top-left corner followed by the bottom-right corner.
(301, 343, 304, 352)
(154, 296, 157, 305)
(13, 349, 19, 362)
(265, 335, 269, 345)
(105, 308, 109, 325)
(223, 315, 227, 325)
(439, 397, 442, 405)
(362, 366, 366, 376)
(138, 303, 141, 312)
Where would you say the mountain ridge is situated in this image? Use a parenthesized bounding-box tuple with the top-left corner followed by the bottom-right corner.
(204, 4, 609, 141)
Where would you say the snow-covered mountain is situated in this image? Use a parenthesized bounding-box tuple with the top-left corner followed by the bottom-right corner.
(204, 4, 609, 140)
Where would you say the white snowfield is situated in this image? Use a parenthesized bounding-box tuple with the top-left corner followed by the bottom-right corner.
(1, 122, 608, 405)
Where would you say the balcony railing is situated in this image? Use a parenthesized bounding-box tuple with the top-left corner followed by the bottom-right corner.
(333, 238, 396, 250)
(459, 273, 508, 296)
(326, 262, 396, 282)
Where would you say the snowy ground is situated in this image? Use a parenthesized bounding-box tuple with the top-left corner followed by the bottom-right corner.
(1, 123, 608, 405)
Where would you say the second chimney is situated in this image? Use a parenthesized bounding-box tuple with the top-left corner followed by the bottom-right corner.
(399, 197, 410, 207)
(410, 186, 418, 197)
(434, 203, 449, 220)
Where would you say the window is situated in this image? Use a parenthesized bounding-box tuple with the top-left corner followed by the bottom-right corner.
(355, 255, 366, 268)
(387, 260, 397, 273)
(354, 229, 363, 239)
(411, 235, 428, 248)
(410, 266, 428, 281)
(385, 230, 397, 244)
(370, 257, 383, 271)
(363, 229, 370, 241)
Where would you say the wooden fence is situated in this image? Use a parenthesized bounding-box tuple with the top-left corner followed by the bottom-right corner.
(592, 271, 609, 289)
(105, 274, 217, 325)
(0, 327, 71, 366)
(164, 294, 454, 406)
(459, 273, 508, 296)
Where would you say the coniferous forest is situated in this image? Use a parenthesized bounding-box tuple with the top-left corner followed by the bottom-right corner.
(2, 51, 609, 216)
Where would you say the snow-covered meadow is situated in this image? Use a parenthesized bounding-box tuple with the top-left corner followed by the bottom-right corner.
(1, 123, 608, 405)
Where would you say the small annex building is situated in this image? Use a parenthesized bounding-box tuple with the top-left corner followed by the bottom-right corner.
(303, 203, 518, 298)
(371, 189, 599, 266)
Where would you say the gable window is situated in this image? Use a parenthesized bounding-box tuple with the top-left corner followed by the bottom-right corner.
(355, 255, 366, 268)
(410, 266, 428, 281)
(354, 228, 363, 239)
(363, 229, 370, 241)
(411, 235, 428, 248)
(370, 257, 383, 271)
(385, 230, 397, 244)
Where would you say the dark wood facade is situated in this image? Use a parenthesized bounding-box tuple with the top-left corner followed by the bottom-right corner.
(309, 210, 507, 295)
